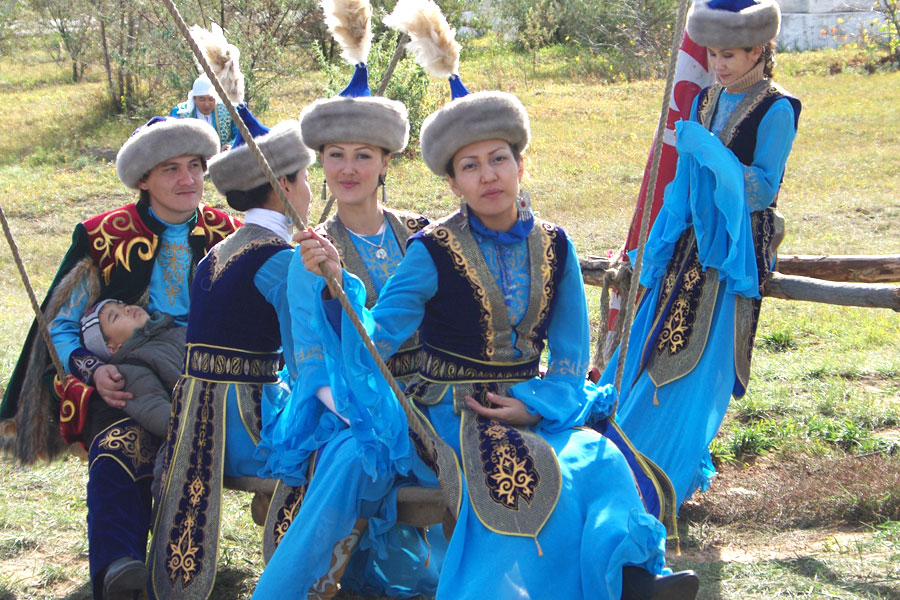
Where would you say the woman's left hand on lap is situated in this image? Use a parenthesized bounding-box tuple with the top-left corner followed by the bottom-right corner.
(466, 392, 542, 427)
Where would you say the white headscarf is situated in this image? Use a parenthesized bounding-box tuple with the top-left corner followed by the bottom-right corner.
(185, 75, 221, 115)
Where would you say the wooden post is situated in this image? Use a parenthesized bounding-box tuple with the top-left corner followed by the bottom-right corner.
(776, 254, 900, 283)
(763, 273, 900, 312)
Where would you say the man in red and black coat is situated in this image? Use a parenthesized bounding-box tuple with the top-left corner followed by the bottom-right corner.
(1, 116, 240, 599)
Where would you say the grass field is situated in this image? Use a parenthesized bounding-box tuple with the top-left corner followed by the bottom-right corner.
(0, 38, 898, 599)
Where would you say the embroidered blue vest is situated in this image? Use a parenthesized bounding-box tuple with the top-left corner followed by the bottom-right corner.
(185, 225, 288, 383)
(411, 212, 568, 384)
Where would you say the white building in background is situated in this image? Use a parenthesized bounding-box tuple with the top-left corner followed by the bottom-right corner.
(777, 0, 883, 51)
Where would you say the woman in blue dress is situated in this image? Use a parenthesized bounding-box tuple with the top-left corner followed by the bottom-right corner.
(148, 117, 318, 600)
(292, 87, 699, 600)
(601, 0, 802, 509)
(252, 2, 441, 596)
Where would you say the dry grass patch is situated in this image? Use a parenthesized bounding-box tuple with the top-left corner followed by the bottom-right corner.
(681, 453, 900, 530)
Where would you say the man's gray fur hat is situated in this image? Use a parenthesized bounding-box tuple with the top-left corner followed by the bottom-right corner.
(207, 120, 314, 197)
(687, 0, 781, 50)
(299, 96, 410, 154)
(115, 117, 219, 189)
(419, 90, 530, 177)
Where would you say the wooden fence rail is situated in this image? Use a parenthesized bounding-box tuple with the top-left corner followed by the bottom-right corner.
(580, 254, 900, 312)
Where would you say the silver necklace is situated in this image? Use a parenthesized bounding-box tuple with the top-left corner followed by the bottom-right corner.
(346, 222, 389, 259)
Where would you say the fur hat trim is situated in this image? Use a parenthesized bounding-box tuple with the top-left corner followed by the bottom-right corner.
(687, 0, 781, 49)
(299, 95, 410, 153)
(208, 120, 314, 195)
(116, 117, 219, 189)
(419, 90, 530, 176)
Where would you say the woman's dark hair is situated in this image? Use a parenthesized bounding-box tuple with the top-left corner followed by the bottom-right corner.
(225, 170, 299, 212)
(137, 156, 208, 205)
(745, 39, 777, 78)
(445, 142, 521, 178)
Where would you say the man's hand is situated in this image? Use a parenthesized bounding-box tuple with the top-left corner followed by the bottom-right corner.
(93, 365, 132, 409)
(465, 392, 541, 427)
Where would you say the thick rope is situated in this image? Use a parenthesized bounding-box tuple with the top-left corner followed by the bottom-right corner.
(613, 0, 691, 393)
(161, 0, 436, 457)
(0, 202, 65, 377)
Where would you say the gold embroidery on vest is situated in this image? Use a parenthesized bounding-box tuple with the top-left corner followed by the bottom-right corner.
(87, 210, 157, 284)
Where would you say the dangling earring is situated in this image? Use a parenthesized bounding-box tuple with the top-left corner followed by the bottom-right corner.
(379, 173, 387, 204)
(321, 180, 328, 203)
(459, 196, 468, 222)
(516, 190, 533, 222)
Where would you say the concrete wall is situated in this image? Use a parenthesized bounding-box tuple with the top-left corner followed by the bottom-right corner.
(777, 0, 883, 51)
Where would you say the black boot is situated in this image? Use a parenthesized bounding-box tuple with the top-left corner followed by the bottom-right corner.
(621, 566, 699, 600)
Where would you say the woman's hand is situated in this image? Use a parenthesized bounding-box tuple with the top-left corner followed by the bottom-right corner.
(466, 392, 542, 427)
(296, 228, 343, 287)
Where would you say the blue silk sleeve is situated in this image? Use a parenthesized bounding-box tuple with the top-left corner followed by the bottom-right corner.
(300, 249, 414, 481)
(49, 276, 94, 375)
(509, 239, 617, 432)
(641, 119, 759, 299)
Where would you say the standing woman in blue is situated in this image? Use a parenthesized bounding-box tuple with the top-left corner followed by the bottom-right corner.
(602, 0, 801, 509)
(295, 69, 699, 597)
(148, 116, 316, 600)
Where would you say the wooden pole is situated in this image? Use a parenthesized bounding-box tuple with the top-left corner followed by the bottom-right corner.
(776, 254, 900, 283)
(763, 273, 900, 312)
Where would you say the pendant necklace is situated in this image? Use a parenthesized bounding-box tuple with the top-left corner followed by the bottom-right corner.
(347, 221, 389, 260)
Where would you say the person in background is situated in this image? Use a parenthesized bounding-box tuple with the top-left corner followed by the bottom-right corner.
(169, 74, 238, 150)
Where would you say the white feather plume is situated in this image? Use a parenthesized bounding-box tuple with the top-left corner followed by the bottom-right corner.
(322, 0, 373, 65)
(189, 22, 245, 104)
(383, 0, 460, 78)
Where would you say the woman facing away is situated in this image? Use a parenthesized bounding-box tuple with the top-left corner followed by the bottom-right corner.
(292, 85, 699, 600)
(148, 116, 317, 600)
(601, 0, 802, 509)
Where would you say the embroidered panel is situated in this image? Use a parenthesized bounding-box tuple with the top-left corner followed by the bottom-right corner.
(157, 239, 191, 304)
(733, 208, 782, 396)
(164, 380, 218, 588)
(89, 419, 159, 477)
(150, 377, 228, 600)
(263, 478, 310, 564)
(460, 409, 561, 538)
(514, 220, 561, 358)
(236, 382, 264, 444)
(643, 231, 720, 388)
(384, 345, 422, 380)
(475, 417, 539, 510)
(405, 404, 463, 519)
(206, 225, 289, 286)
(85, 208, 158, 285)
(197, 205, 241, 249)
(419, 344, 540, 385)
(186, 344, 280, 384)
